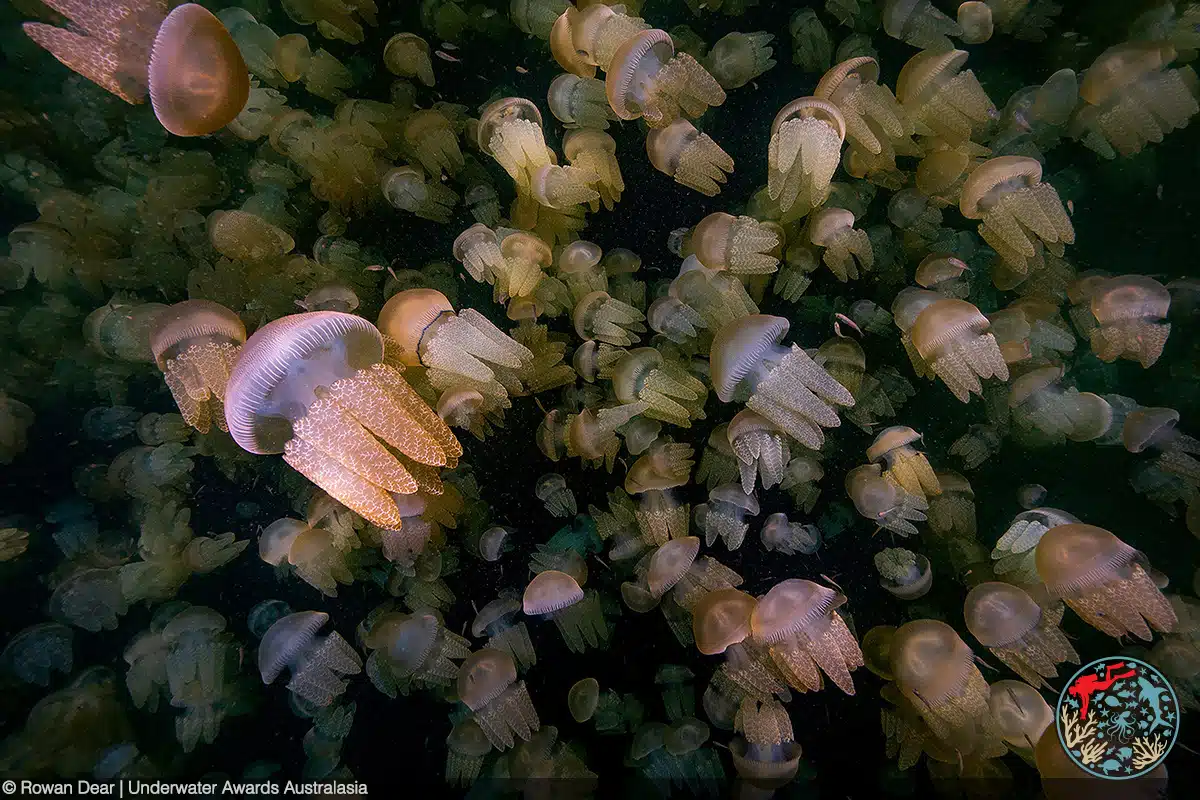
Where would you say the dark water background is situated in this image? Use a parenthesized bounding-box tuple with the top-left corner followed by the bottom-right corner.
(0, 0, 1198, 796)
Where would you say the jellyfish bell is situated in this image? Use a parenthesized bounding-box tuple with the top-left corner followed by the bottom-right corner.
(692, 588, 756, 656)
(25, 2, 250, 137)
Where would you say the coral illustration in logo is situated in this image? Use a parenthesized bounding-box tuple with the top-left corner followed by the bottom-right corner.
(1056, 656, 1179, 779)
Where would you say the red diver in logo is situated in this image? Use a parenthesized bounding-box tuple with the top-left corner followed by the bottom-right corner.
(1067, 661, 1138, 720)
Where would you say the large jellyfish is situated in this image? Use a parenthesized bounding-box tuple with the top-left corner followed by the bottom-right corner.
(751, 578, 864, 695)
(224, 311, 461, 530)
(904, 295, 1010, 402)
(23, 2, 249, 136)
(149, 300, 246, 434)
(606, 29, 726, 127)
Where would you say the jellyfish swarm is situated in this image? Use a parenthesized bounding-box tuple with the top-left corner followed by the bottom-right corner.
(149, 300, 245, 434)
(224, 311, 461, 530)
(23, 2, 249, 137)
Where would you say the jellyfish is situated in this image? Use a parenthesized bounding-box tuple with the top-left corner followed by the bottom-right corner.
(476, 97, 553, 196)
(612, 347, 708, 428)
(991, 506, 1080, 585)
(695, 423, 739, 490)
(500, 229, 556, 302)
(1035, 523, 1177, 640)
(648, 297, 707, 346)
(727, 410, 791, 494)
(692, 589, 788, 705)
(360, 609, 470, 697)
(225, 311, 460, 530)
(767, 98, 846, 215)
(258, 610, 362, 708)
(866, 426, 941, 500)
(563, 129, 625, 211)
(646, 536, 741, 613)
(646, 118, 734, 197)
(669, 256, 760, 335)
(705, 32, 776, 90)
(875, 548, 933, 599)
(566, 402, 649, 472)
(889, 619, 1006, 758)
(694, 483, 760, 551)
(50, 567, 128, 632)
(1071, 41, 1199, 159)
(689, 212, 781, 275)
(534, 473, 577, 518)
(23, 2, 249, 136)
(751, 578, 864, 695)
(573, 291, 646, 347)
(988, 679, 1052, 761)
(904, 295, 1010, 402)
(382, 166, 458, 224)
(846, 463, 929, 536)
(964, 582, 1079, 689)
(148, 300, 245, 435)
(457, 648, 540, 749)
(915, 253, 970, 298)
(710, 314, 855, 450)
(1, 623, 73, 687)
(0, 527, 30, 561)
(808, 207, 874, 281)
(897, 49, 996, 145)
(523, 570, 609, 653)
(760, 512, 821, 556)
(1087, 275, 1172, 368)
(606, 29, 726, 127)
(815, 57, 917, 175)
(472, 591, 537, 672)
(382, 32, 434, 86)
(1122, 407, 1200, 487)
(957, 2, 994, 44)
(780, 456, 825, 514)
(926, 471, 977, 539)
(790, 9, 832, 72)
(445, 717, 493, 787)
(548, 74, 617, 130)
(1008, 366, 1115, 446)
(959, 156, 1075, 276)
(883, 0, 963, 50)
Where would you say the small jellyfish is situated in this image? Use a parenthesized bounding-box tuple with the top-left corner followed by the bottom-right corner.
(535, 474, 577, 518)
(808, 207, 874, 282)
(866, 426, 941, 500)
(648, 297, 707, 345)
(2, 623, 73, 686)
(259, 517, 352, 597)
(927, 471, 976, 538)
(1008, 366, 1115, 446)
(815, 56, 916, 177)
(258, 610, 362, 708)
(730, 698, 802, 790)
(624, 439, 694, 547)
(568, 677, 601, 723)
(727, 410, 791, 493)
(695, 483, 759, 551)
(445, 716, 492, 787)
(612, 347, 708, 427)
(710, 314, 855, 450)
(883, 0, 963, 50)
(50, 567, 128, 632)
(471, 591, 537, 671)
(1018, 484, 1047, 510)
(382, 33, 435, 87)
(298, 284, 360, 314)
(903, 294, 1010, 402)
(382, 166, 459, 224)
(360, 610, 470, 697)
(149, 300, 246, 435)
(548, 74, 617, 130)
(779, 456, 824, 514)
(991, 506, 1080, 585)
(705, 32, 776, 90)
(846, 463, 929, 536)
(523, 570, 609, 653)
(1035, 523, 1177, 640)
(573, 291, 646, 347)
(646, 536, 741, 612)
(889, 619, 1006, 758)
(1087, 275, 1172, 368)
(767, 98, 846, 215)
(896, 49, 996, 145)
(565, 401, 649, 472)
(752, 578, 864, 695)
(225, 311, 460, 530)
(563, 129, 625, 211)
(915, 253, 970, 298)
(689, 212, 781, 275)
(875, 548, 933, 599)
(606, 29, 726, 127)
(23, 2, 249, 136)
(476, 97, 551, 196)
(759, 514, 820, 559)
(646, 118, 734, 197)
(453, 223, 508, 295)
(695, 423, 739, 490)
(988, 679, 1051, 768)
(457, 648, 540, 750)
(959, 156, 1075, 276)
(964, 582, 1079, 689)
(465, 184, 502, 227)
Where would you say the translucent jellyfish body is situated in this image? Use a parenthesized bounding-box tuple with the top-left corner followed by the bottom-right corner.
(846, 463, 928, 536)
(705, 32, 776, 90)
(1072, 42, 1200, 159)
(382, 33, 434, 86)
(646, 536, 741, 612)
(991, 506, 1080, 585)
(379, 287, 534, 402)
(767, 98, 846, 215)
(689, 212, 781, 275)
(612, 347, 708, 427)
(225, 311, 461, 530)
(646, 119, 734, 197)
(760, 512, 821, 555)
(445, 717, 492, 787)
(897, 49, 996, 144)
(808, 207, 873, 281)
(1035, 523, 1177, 640)
(751, 579, 864, 695)
(959, 156, 1074, 276)
(875, 548, 933, 599)
(476, 97, 551, 195)
(695, 423, 739, 490)
(566, 401, 649, 472)
(472, 591, 537, 672)
(563, 129, 625, 211)
(815, 57, 916, 176)
(695, 483, 759, 551)
(1008, 366, 1114, 446)
(988, 679, 1052, 761)
(867, 426, 941, 500)
(1087, 275, 1172, 368)
(606, 29, 726, 127)
(727, 410, 790, 493)
(360, 610, 470, 697)
(729, 697, 802, 790)
(548, 74, 617, 130)
(889, 619, 1006, 758)
(624, 440, 695, 547)
(903, 294, 1010, 402)
(258, 610, 362, 708)
(23, 2, 249, 136)
(710, 314, 854, 450)
(2, 623, 73, 687)
(964, 582, 1078, 689)
(523, 570, 609, 653)
(535, 473, 577, 518)
(883, 0, 963, 50)
(457, 648, 540, 749)
(926, 470, 977, 538)
(382, 166, 459, 224)
(573, 290, 646, 346)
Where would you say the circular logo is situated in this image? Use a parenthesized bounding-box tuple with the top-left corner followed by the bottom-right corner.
(1054, 656, 1179, 779)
